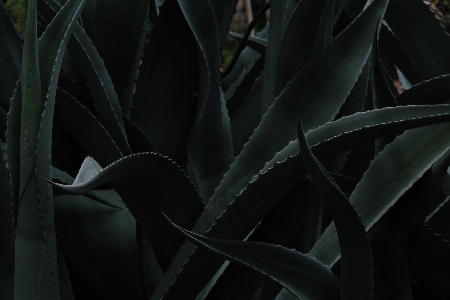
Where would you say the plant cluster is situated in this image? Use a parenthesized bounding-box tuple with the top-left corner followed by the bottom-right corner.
(0, 0, 449, 299)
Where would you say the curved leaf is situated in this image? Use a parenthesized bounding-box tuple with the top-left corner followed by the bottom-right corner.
(156, 103, 450, 299)
(310, 122, 450, 267)
(262, 0, 288, 108)
(208, 0, 389, 221)
(38, 0, 132, 155)
(384, 0, 450, 80)
(14, 0, 88, 298)
(55, 88, 123, 167)
(51, 152, 204, 270)
(77, 0, 150, 114)
(54, 193, 144, 300)
(231, 73, 264, 157)
(225, 52, 265, 119)
(396, 74, 450, 106)
(221, 47, 263, 94)
(211, 0, 239, 50)
(0, 2, 22, 112)
(165, 215, 341, 300)
(298, 113, 373, 299)
(180, 0, 234, 201)
(214, 104, 450, 242)
(273, 0, 334, 101)
(131, 0, 198, 165)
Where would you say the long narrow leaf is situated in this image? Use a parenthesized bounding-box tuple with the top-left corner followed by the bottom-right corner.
(298, 113, 373, 299)
(165, 214, 340, 300)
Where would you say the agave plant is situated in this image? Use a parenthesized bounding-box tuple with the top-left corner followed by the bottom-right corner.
(1, 0, 450, 299)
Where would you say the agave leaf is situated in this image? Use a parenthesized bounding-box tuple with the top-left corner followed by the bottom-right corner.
(369, 46, 397, 153)
(73, 0, 150, 114)
(51, 153, 204, 270)
(180, 0, 234, 201)
(0, 2, 22, 112)
(335, 58, 370, 119)
(369, 146, 450, 241)
(5, 83, 21, 225)
(165, 215, 341, 300)
(207, 0, 389, 222)
(211, 0, 238, 50)
(384, 0, 450, 80)
(228, 31, 267, 54)
(221, 47, 263, 93)
(51, 165, 119, 208)
(13, 0, 87, 298)
(372, 229, 413, 299)
(131, 0, 198, 165)
(56, 242, 74, 300)
(38, 0, 132, 156)
(123, 117, 156, 153)
(55, 88, 123, 167)
(310, 122, 450, 267)
(0, 145, 13, 299)
(231, 74, 264, 157)
(273, 0, 334, 101)
(262, 0, 288, 108)
(408, 225, 450, 298)
(54, 193, 144, 300)
(396, 74, 450, 106)
(206, 180, 322, 300)
(225, 53, 265, 119)
(211, 105, 450, 249)
(157, 103, 450, 299)
(298, 113, 373, 299)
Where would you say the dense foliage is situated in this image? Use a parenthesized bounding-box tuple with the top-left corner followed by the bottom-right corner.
(1, 0, 449, 299)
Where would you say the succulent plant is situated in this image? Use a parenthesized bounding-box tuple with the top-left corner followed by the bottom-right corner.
(1, 0, 449, 299)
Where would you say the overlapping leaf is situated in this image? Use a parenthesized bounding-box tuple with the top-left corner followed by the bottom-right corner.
(165, 215, 341, 300)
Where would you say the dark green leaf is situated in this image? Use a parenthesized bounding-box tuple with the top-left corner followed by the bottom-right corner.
(221, 47, 263, 94)
(54, 193, 144, 300)
(55, 88, 123, 167)
(372, 229, 413, 300)
(262, 0, 288, 108)
(77, 0, 150, 114)
(231, 73, 264, 157)
(396, 74, 450, 106)
(298, 113, 373, 299)
(38, 0, 132, 156)
(310, 122, 450, 267)
(14, 0, 87, 298)
(52, 153, 204, 270)
(211, 0, 238, 50)
(165, 215, 341, 300)
(408, 225, 450, 299)
(384, 0, 450, 80)
(273, 0, 334, 100)
(131, 0, 198, 165)
(180, 0, 234, 201)
(158, 102, 450, 300)
(57, 242, 75, 300)
(225, 52, 265, 119)
(0, 1, 22, 112)
(208, 0, 389, 224)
